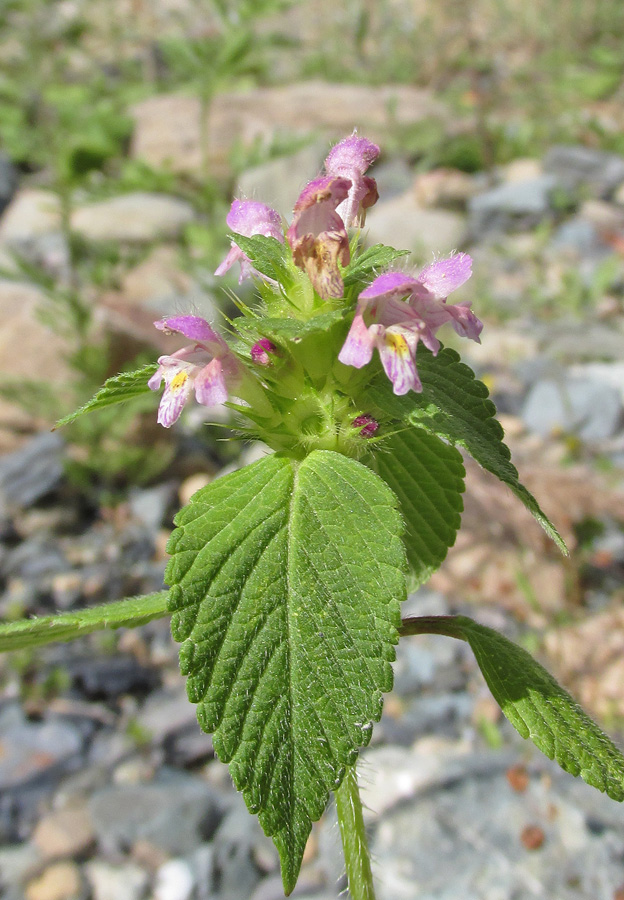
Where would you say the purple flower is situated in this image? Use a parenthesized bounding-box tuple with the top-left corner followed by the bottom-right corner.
(149, 316, 241, 427)
(338, 254, 482, 395)
(215, 200, 284, 283)
(286, 175, 351, 300)
(352, 414, 379, 438)
(250, 338, 276, 366)
(325, 133, 380, 228)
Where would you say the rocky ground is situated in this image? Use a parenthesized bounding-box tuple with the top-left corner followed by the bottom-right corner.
(1, 67, 624, 900)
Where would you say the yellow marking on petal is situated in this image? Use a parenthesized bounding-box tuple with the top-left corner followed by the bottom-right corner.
(170, 371, 189, 392)
(385, 333, 410, 357)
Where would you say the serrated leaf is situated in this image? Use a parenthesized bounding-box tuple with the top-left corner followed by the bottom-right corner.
(229, 233, 291, 283)
(166, 451, 406, 893)
(371, 429, 465, 588)
(400, 614, 624, 801)
(364, 346, 566, 553)
(343, 243, 410, 287)
(55, 364, 158, 427)
(0, 592, 169, 652)
(236, 309, 346, 344)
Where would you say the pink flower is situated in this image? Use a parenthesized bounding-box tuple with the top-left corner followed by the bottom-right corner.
(250, 338, 276, 366)
(325, 133, 380, 228)
(286, 175, 351, 300)
(215, 200, 284, 283)
(148, 316, 241, 427)
(338, 254, 482, 395)
(352, 414, 379, 438)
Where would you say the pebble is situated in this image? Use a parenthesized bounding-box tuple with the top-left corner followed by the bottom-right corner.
(212, 804, 264, 900)
(85, 861, 148, 900)
(153, 859, 195, 900)
(70, 193, 195, 244)
(468, 175, 556, 234)
(25, 863, 82, 900)
(544, 144, 624, 197)
(521, 376, 622, 441)
(0, 432, 65, 512)
(32, 806, 95, 860)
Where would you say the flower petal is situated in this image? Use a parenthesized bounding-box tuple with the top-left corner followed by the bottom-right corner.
(338, 312, 375, 368)
(214, 243, 244, 277)
(226, 200, 283, 241)
(417, 253, 472, 298)
(376, 327, 422, 395)
(157, 368, 194, 427)
(446, 300, 483, 342)
(359, 272, 420, 301)
(155, 316, 223, 346)
(193, 359, 228, 406)
(325, 134, 381, 227)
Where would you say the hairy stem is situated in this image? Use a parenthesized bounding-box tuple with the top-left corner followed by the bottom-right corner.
(335, 764, 377, 900)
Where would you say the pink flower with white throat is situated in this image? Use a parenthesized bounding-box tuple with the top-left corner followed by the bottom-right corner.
(148, 315, 241, 427)
(215, 200, 284, 283)
(338, 253, 482, 395)
(287, 175, 351, 300)
(325, 133, 380, 228)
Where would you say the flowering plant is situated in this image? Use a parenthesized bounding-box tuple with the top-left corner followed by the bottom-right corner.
(2, 134, 624, 899)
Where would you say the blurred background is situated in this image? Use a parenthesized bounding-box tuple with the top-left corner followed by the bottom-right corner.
(1, 1, 624, 898)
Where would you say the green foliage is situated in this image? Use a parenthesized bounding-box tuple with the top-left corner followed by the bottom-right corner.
(364, 346, 566, 553)
(0, 592, 169, 653)
(55, 364, 158, 428)
(343, 244, 411, 289)
(166, 451, 406, 892)
(371, 429, 465, 588)
(236, 309, 346, 343)
(400, 615, 624, 802)
(229, 234, 292, 284)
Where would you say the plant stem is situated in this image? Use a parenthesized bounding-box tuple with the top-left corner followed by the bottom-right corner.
(335, 764, 377, 900)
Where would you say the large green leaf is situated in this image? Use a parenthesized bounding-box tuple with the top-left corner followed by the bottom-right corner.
(364, 346, 566, 553)
(55, 364, 158, 428)
(235, 309, 346, 343)
(371, 429, 465, 588)
(400, 615, 624, 801)
(166, 451, 406, 893)
(0, 592, 169, 652)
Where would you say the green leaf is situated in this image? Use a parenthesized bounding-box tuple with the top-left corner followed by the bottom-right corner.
(55, 364, 158, 428)
(364, 346, 566, 553)
(399, 615, 624, 801)
(371, 429, 465, 588)
(0, 592, 170, 652)
(343, 243, 410, 288)
(235, 309, 346, 344)
(166, 451, 406, 893)
(229, 233, 291, 283)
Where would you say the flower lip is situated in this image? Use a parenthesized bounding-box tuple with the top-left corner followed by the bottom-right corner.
(325, 134, 380, 176)
(292, 175, 352, 213)
(359, 272, 420, 301)
(154, 315, 223, 345)
(225, 200, 284, 240)
(417, 253, 472, 298)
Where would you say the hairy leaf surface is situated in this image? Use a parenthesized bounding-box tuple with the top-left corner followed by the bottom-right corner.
(343, 243, 410, 288)
(236, 309, 346, 343)
(0, 592, 169, 652)
(230, 233, 292, 283)
(55, 364, 157, 427)
(364, 346, 565, 553)
(400, 615, 624, 801)
(371, 429, 465, 588)
(166, 451, 406, 892)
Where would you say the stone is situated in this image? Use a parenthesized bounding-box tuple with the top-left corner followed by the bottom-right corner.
(25, 862, 82, 900)
(502, 157, 543, 182)
(0, 153, 18, 215)
(544, 144, 624, 198)
(128, 482, 177, 531)
(412, 167, 478, 208)
(0, 190, 61, 245)
(468, 175, 556, 234)
(235, 142, 326, 219)
(69, 656, 159, 701)
(89, 770, 228, 856)
(0, 844, 42, 888)
(568, 362, 624, 402)
(521, 377, 621, 441)
(70, 193, 195, 243)
(364, 191, 467, 261)
(130, 83, 447, 178)
(0, 281, 73, 449)
(550, 217, 605, 256)
(0, 432, 65, 512)
(85, 862, 148, 900)
(212, 804, 264, 900)
(153, 859, 195, 900)
(32, 806, 95, 860)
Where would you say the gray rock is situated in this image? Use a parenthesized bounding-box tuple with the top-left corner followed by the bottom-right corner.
(468, 175, 556, 234)
(0, 704, 85, 841)
(154, 859, 195, 900)
(0, 153, 18, 216)
(71, 193, 195, 243)
(379, 693, 474, 747)
(85, 861, 148, 900)
(365, 192, 467, 261)
(544, 144, 624, 198)
(189, 845, 215, 900)
(371, 755, 624, 899)
(235, 142, 326, 219)
(89, 770, 228, 856)
(69, 656, 159, 701)
(521, 377, 622, 441)
(0, 432, 65, 512)
(128, 482, 177, 531)
(550, 217, 606, 256)
(212, 804, 264, 900)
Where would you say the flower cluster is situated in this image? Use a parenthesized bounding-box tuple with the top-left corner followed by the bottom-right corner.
(148, 132, 482, 436)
